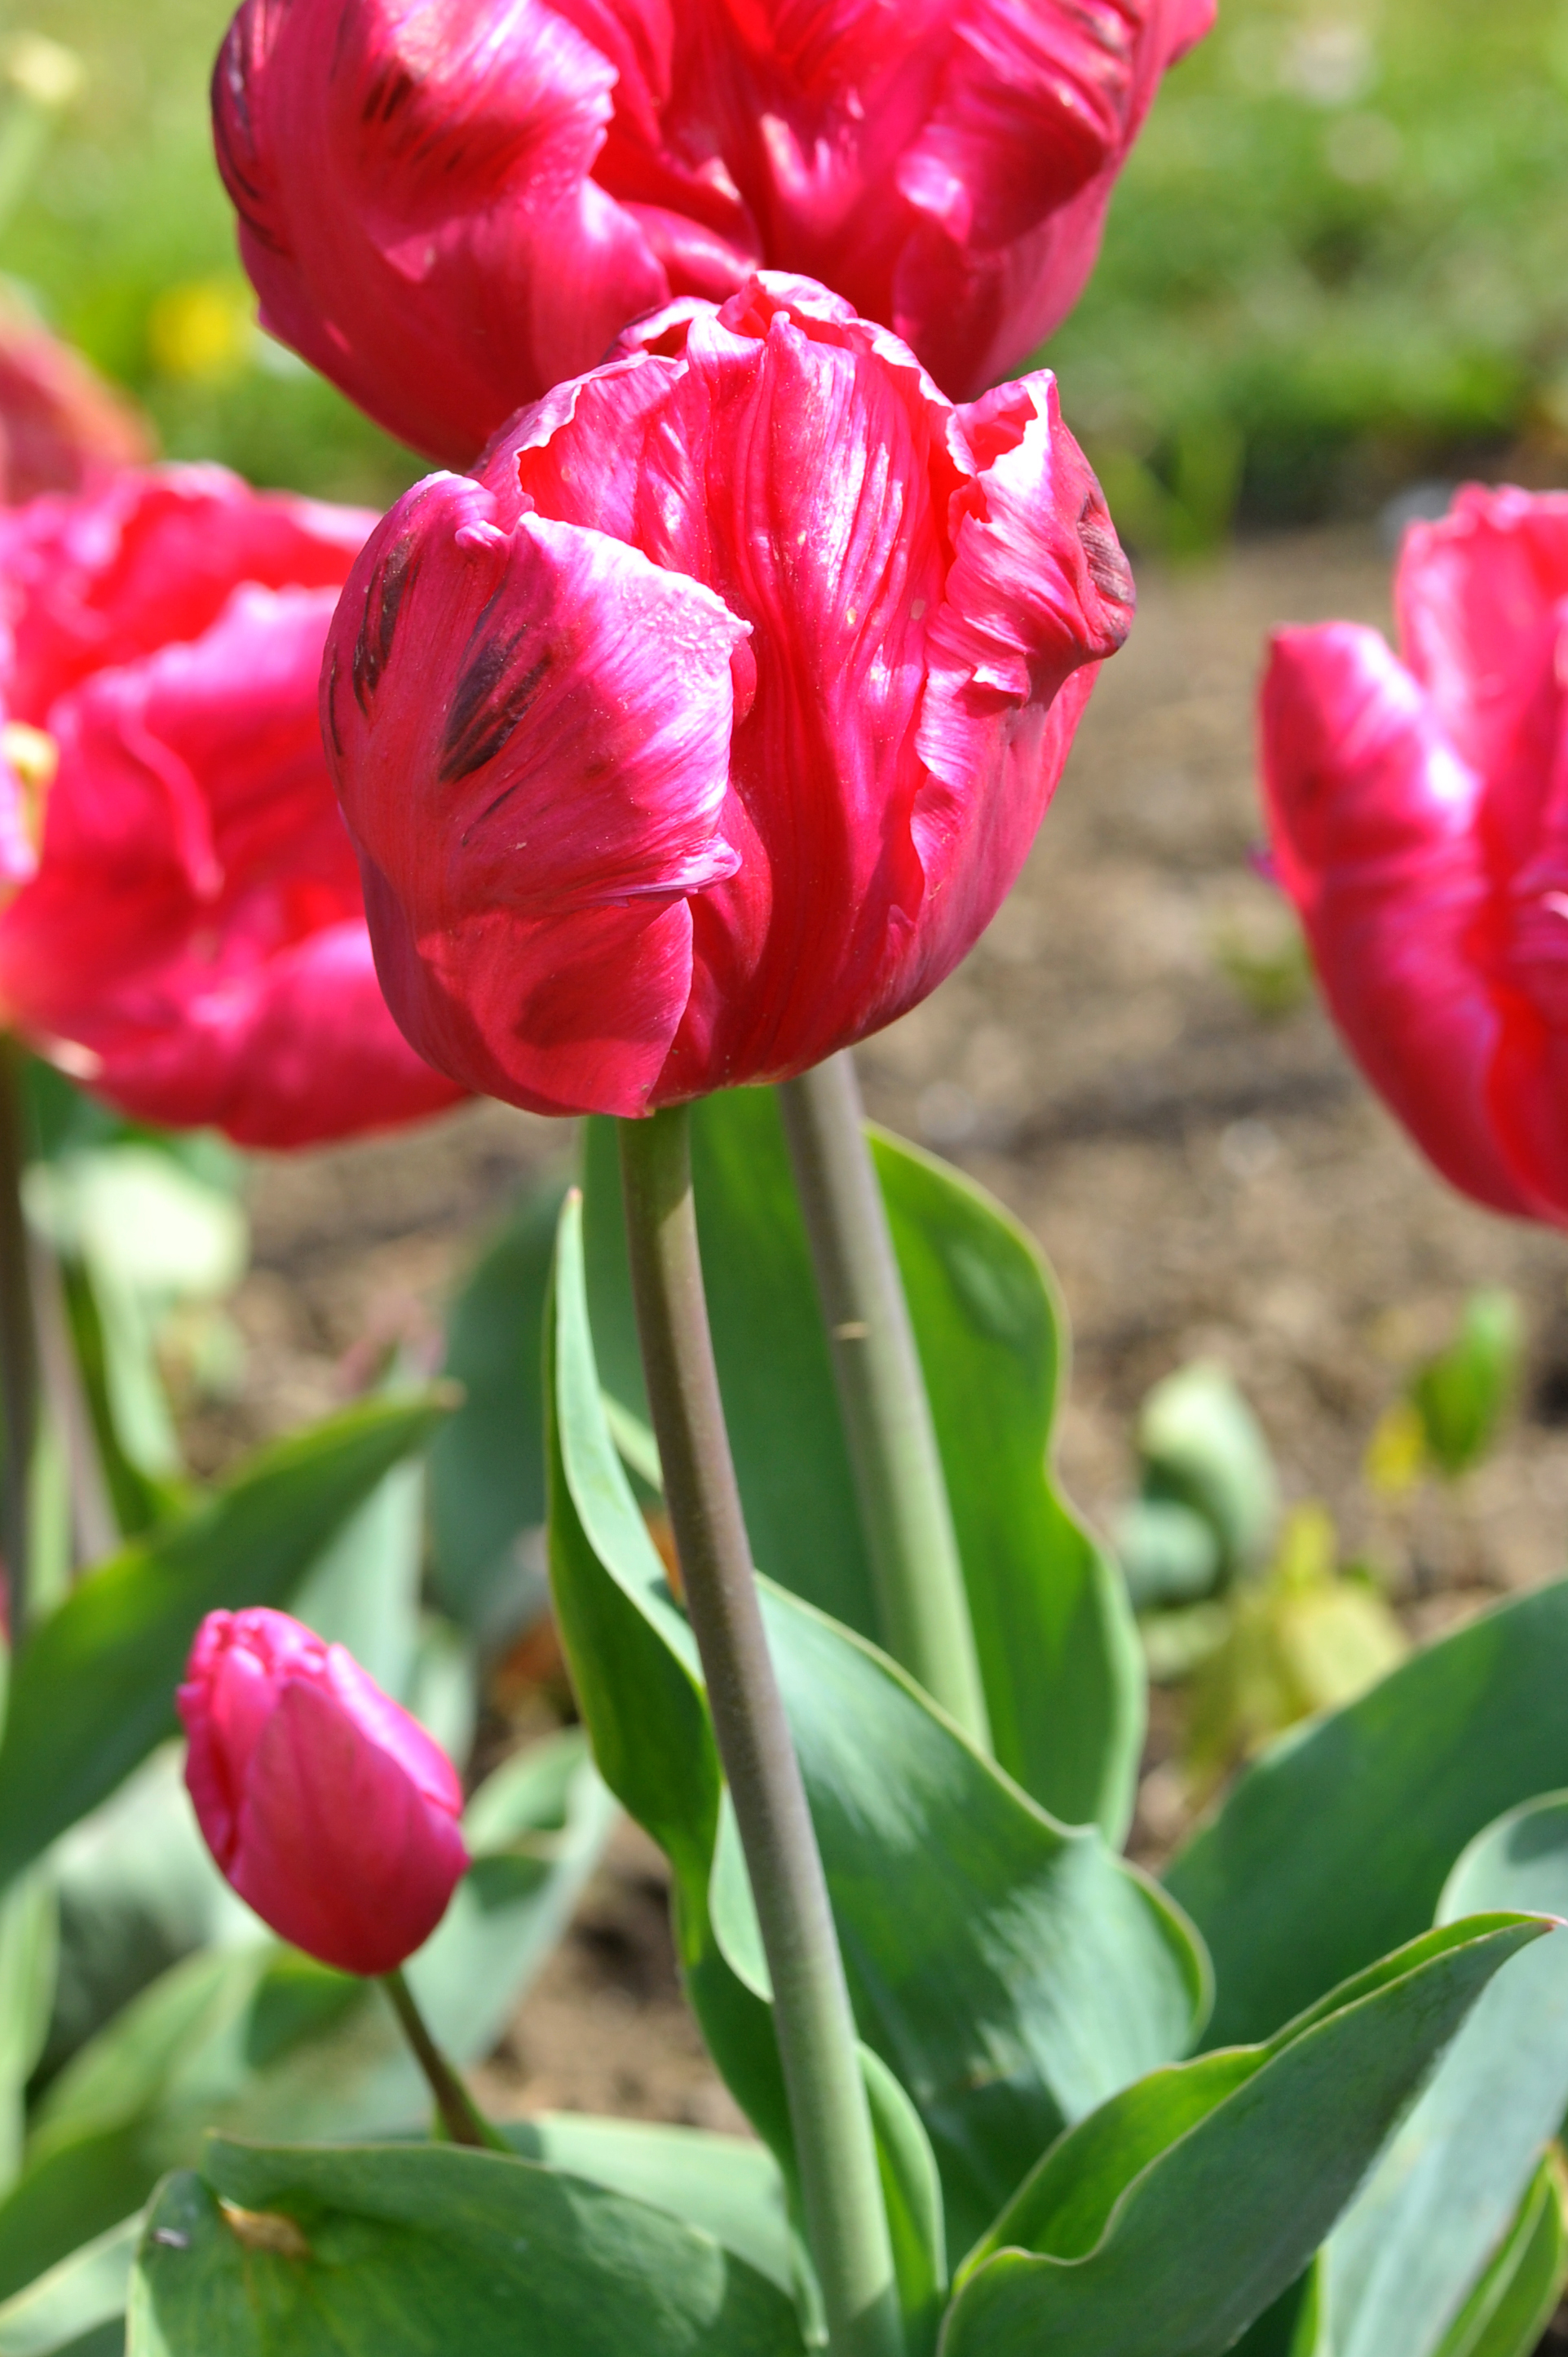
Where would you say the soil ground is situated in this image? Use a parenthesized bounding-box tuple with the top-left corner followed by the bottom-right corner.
(193, 528, 1568, 2302)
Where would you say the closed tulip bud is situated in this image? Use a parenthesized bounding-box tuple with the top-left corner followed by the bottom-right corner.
(179, 1607, 470, 1977)
(0, 465, 466, 1145)
(325, 273, 1133, 1119)
(214, 0, 1212, 467)
(1261, 484, 1568, 1225)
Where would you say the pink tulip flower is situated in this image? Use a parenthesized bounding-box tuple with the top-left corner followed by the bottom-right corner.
(1261, 483, 1568, 1224)
(0, 465, 466, 1146)
(325, 273, 1133, 1119)
(179, 1607, 470, 1976)
(214, 0, 1212, 468)
(0, 295, 150, 506)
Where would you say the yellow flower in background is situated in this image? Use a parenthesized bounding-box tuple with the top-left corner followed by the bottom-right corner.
(146, 279, 256, 383)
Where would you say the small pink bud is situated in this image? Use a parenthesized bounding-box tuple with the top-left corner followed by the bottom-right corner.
(178, 1607, 469, 1977)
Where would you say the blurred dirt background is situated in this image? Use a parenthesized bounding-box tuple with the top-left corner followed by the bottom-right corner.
(193, 524, 1568, 2141)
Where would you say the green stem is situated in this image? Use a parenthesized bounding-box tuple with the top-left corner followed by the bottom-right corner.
(777, 1054, 991, 1749)
(0, 1040, 36, 1630)
(619, 1108, 903, 2357)
(381, 1967, 508, 2153)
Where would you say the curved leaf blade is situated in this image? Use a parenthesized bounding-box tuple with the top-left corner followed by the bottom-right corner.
(1166, 1580, 1568, 2045)
(581, 1095, 1142, 1836)
(549, 1192, 1205, 2263)
(942, 1917, 1551, 2357)
(129, 2143, 807, 2356)
(1322, 1790, 1568, 2357)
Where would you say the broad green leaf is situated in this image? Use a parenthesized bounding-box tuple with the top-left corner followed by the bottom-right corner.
(870, 1126, 1143, 1839)
(501, 2114, 791, 2294)
(1429, 2156, 1568, 2357)
(549, 1195, 1205, 2261)
(287, 1457, 423, 1703)
(128, 2141, 808, 2356)
(42, 1747, 249, 2086)
(942, 1917, 1549, 2357)
(0, 1873, 57, 2189)
(427, 1175, 567, 1641)
(0, 1393, 452, 1895)
(0, 2213, 139, 2355)
(1321, 1791, 1568, 2357)
(27, 1148, 248, 1484)
(0, 1735, 610, 2298)
(582, 1093, 1144, 1839)
(1165, 1579, 1568, 2045)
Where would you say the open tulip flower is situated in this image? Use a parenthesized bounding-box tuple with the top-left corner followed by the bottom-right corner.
(325, 272, 1133, 1120)
(0, 292, 150, 506)
(179, 1607, 470, 1977)
(1262, 484, 1568, 1226)
(214, 0, 1212, 467)
(0, 464, 466, 1146)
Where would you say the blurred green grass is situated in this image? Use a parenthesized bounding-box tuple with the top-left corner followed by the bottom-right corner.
(1043, 0, 1568, 546)
(0, 0, 1562, 533)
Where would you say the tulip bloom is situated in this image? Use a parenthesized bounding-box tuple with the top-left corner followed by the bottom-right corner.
(0, 466, 465, 1146)
(1261, 483, 1568, 1224)
(179, 1607, 469, 1976)
(214, 0, 1212, 467)
(325, 274, 1133, 1119)
(0, 295, 149, 504)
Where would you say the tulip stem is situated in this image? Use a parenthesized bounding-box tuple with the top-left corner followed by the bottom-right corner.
(381, 1968, 509, 2155)
(777, 1053, 991, 1749)
(618, 1108, 903, 2357)
(0, 1038, 37, 1630)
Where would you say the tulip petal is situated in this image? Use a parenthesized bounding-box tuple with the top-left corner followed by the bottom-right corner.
(0, 462, 372, 722)
(227, 1677, 469, 1977)
(1261, 622, 1532, 1218)
(0, 578, 462, 1146)
(328, 475, 749, 1112)
(1398, 484, 1568, 783)
(217, 0, 669, 464)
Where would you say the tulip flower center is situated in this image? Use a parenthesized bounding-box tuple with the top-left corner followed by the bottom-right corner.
(0, 721, 56, 859)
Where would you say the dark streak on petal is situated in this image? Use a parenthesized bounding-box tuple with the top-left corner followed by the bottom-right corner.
(352, 530, 421, 714)
(439, 609, 554, 782)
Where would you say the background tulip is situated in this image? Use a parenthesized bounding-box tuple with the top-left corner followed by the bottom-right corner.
(179, 1607, 469, 1976)
(325, 273, 1133, 1121)
(0, 464, 466, 1146)
(0, 295, 150, 506)
(214, 0, 1212, 468)
(1261, 483, 1568, 1226)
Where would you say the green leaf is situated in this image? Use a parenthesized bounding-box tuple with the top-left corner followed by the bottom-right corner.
(942, 1916, 1550, 2357)
(0, 2212, 139, 2355)
(1132, 1360, 1279, 1587)
(582, 1094, 1144, 1840)
(869, 1126, 1144, 1839)
(0, 1393, 452, 1895)
(427, 1176, 567, 1641)
(1429, 2156, 1568, 2357)
(128, 2141, 807, 2356)
(1410, 1290, 1522, 1482)
(287, 1457, 424, 1704)
(1165, 1579, 1568, 2046)
(1321, 1791, 1568, 2357)
(548, 1193, 1205, 2262)
(0, 1736, 610, 2299)
(42, 1747, 245, 2086)
(501, 2114, 791, 2295)
(0, 1872, 58, 2191)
